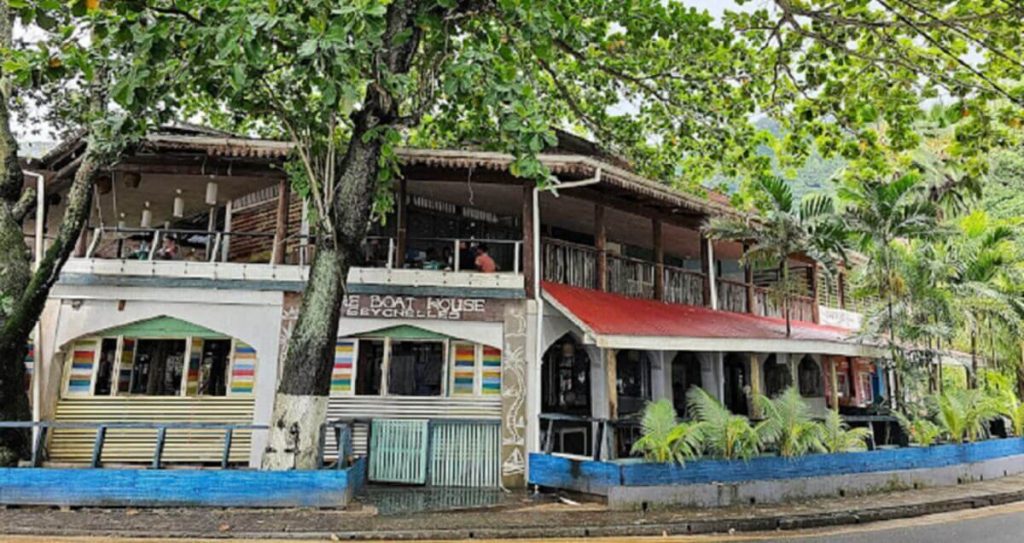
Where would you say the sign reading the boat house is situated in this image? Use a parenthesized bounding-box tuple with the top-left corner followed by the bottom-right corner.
(342, 294, 503, 321)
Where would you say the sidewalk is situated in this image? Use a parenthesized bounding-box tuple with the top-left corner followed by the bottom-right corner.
(4, 474, 1024, 540)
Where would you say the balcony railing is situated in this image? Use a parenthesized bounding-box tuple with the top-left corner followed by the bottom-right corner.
(717, 278, 748, 314)
(360, 236, 523, 273)
(542, 238, 598, 289)
(607, 253, 655, 299)
(83, 226, 280, 264)
(664, 265, 705, 306)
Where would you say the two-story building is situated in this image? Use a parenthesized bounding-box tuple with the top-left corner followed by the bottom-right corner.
(21, 127, 882, 488)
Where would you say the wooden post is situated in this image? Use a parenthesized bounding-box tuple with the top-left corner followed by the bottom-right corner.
(653, 219, 664, 300)
(523, 183, 536, 298)
(271, 177, 290, 265)
(605, 348, 618, 457)
(73, 224, 88, 258)
(749, 353, 762, 418)
(395, 178, 408, 268)
(810, 263, 821, 324)
(829, 356, 840, 411)
(743, 243, 755, 314)
(837, 271, 847, 310)
(595, 204, 607, 291)
(700, 233, 712, 308)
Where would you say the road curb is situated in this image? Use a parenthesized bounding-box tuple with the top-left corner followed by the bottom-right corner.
(7, 487, 1024, 540)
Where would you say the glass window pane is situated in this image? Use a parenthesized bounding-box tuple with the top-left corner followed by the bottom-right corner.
(93, 338, 118, 396)
(131, 339, 186, 396)
(199, 339, 231, 396)
(356, 340, 385, 395)
(388, 341, 443, 396)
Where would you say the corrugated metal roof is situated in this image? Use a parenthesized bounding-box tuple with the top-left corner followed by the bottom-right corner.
(542, 281, 854, 343)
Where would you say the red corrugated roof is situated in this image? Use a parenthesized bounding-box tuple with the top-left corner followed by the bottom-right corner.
(542, 282, 854, 343)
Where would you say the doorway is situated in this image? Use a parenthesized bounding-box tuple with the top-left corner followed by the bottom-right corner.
(671, 352, 702, 418)
(723, 353, 748, 416)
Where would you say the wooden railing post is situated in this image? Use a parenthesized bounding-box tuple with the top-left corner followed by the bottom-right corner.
(271, 177, 290, 265)
(700, 233, 712, 308)
(744, 243, 755, 314)
(810, 263, 821, 323)
(653, 219, 664, 300)
(523, 183, 536, 298)
(595, 204, 607, 291)
(395, 178, 408, 267)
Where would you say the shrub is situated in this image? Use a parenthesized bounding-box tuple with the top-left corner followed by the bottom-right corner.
(755, 387, 824, 457)
(686, 387, 762, 460)
(994, 390, 1024, 437)
(895, 411, 942, 446)
(932, 388, 1000, 443)
(821, 410, 872, 453)
(630, 399, 702, 465)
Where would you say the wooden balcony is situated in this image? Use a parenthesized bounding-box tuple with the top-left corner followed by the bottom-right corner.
(543, 237, 821, 323)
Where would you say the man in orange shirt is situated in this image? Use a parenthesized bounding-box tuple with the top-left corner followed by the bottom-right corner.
(474, 244, 497, 273)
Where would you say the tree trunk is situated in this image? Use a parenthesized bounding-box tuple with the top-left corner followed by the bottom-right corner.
(262, 0, 422, 469)
(970, 329, 978, 389)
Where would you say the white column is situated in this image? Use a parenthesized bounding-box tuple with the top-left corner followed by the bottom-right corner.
(707, 238, 718, 310)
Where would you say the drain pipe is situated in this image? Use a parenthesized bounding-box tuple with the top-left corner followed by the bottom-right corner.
(23, 170, 45, 457)
(529, 168, 602, 456)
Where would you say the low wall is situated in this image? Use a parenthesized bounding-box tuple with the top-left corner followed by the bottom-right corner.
(0, 458, 366, 508)
(529, 439, 1024, 509)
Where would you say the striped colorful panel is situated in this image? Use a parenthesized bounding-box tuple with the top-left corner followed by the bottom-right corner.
(451, 342, 476, 396)
(66, 338, 98, 396)
(331, 340, 355, 394)
(230, 341, 256, 395)
(117, 338, 136, 393)
(481, 346, 501, 395)
(186, 337, 203, 395)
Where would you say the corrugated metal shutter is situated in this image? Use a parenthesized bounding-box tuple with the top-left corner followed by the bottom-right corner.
(369, 419, 429, 484)
(428, 421, 500, 487)
(50, 397, 255, 465)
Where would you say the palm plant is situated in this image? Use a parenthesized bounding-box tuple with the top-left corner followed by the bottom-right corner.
(704, 177, 847, 337)
(932, 388, 1000, 443)
(992, 389, 1024, 437)
(894, 411, 942, 447)
(686, 387, 762, 460)
(755, 387, 824, 457)
(630, 399, 703, 465)
(821, 410, 872, 453)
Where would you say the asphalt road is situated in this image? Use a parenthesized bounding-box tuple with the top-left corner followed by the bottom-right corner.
(6, 500, 1024, 542)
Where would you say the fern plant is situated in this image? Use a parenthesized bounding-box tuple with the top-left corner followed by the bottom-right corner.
(630, 399, 703, 465)
(994, 390, 1024, 437)
(894, 411, 942, 446)
(821, 410, 871, 453)
(755, 387, 825, 457)
(933, 388, 1000, 443)
(686, 387, 762, 460)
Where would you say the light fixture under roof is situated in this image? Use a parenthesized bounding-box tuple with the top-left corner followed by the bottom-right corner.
(173, 189, 184, 218)
(205, 182, 218, 206)
(140, 201, 152, 229)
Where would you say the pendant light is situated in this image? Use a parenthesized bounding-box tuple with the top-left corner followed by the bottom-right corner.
(173, 189, 185, 218)
(117, 213, 126, 230)
(205, 181, 219, 205)
(140, 201, 152, 229)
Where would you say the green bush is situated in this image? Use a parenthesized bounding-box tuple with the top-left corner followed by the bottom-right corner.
(894, 411, 942, 446)
(755, 387, 825, 457)
(630, 399, 702, 465)
(686, 387, 762, 460)
(932, 388, 1000, 443)
(821, 410, 872, 453)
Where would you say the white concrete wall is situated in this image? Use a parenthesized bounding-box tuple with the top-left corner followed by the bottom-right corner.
(41, 284, 286, 466)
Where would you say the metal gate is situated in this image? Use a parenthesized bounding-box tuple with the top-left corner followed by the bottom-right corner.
(368, 419, 429, 484)
(428, 421, 500, 487)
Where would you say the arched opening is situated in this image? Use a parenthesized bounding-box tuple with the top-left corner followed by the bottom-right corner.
(615, 350, 652, 418)
(798, 355, 824, 397)
(723, 353, 748, 416)
(671, 352, 702, 418)
(763, 354, 792, 397)
(541, 334, 592, 456)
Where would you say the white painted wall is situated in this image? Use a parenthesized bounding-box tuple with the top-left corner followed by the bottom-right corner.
(42, 285, 285, 466)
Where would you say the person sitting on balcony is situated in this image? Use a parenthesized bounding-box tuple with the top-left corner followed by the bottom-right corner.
(156, 237, 180, 260)
(459, 241, 476, 271)
(474, 244, 497, 273)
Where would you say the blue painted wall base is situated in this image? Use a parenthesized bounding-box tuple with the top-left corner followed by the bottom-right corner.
(529, 438, 1024, 497)
(0, 457, 366, 508)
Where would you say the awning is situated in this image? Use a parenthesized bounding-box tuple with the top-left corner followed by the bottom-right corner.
(542, 282, 880, 357)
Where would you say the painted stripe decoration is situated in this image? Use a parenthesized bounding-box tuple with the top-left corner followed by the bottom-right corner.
(117, 339, 136, 393)
(451, 342, 476, 396)
(66, 338, 99, 396)
(229, 341, 256, 395)
(481, 346, 501, 395)
(186, 338, 203, 396)
(331, 340, 355, 394)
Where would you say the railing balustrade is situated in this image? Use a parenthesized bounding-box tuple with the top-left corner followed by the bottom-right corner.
(542, 238, 597, 289)
(83, 226, 279, 264)
(717, 278, 749, 314)
(606, 253, 655, 299)
(663, 265, 704, 306)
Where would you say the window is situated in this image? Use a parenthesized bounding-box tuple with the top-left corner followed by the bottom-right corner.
(798, 355, 823, 397)
(197, 339, 231, 396)
(356, 340, 385, 395)
(130, 339, 187, 396)
(387, 341, 444, 396)
(93, 338, 118, 396)
(763, 355, 792, 397)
